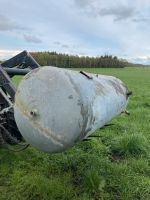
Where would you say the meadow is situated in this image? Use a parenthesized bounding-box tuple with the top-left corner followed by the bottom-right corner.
(0, 67, 150, 200)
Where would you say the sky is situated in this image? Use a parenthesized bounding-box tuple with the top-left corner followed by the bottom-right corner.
(0, 0, 150, 64)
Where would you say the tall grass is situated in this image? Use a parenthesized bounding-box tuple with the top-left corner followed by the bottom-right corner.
(1, 67, 150, 200)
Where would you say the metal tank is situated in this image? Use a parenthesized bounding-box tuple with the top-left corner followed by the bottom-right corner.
(14, 66, 129, 153)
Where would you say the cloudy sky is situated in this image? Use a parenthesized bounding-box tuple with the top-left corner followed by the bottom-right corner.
(0, 0, 150, 64)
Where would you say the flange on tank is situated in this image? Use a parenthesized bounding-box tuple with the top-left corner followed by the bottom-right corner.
(14, 66, 130, 153)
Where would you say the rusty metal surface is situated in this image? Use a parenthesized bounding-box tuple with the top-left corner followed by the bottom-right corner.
(14, 66, 129, 153)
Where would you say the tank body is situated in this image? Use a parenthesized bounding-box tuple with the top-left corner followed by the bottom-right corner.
(14, 66, 129, 152)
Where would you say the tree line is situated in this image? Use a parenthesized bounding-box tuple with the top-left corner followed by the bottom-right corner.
(31, 52, 128, 68)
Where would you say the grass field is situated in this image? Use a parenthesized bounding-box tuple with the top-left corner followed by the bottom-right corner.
(1, 67, 150, 200)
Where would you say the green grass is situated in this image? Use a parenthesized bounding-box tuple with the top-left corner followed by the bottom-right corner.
(1, 67, 150, 200)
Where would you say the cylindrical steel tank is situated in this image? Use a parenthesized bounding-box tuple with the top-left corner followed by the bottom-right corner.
(14, 66, 129, 153)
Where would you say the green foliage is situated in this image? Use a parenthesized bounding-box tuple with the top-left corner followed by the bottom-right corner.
(1, 67, 150, 200)
(31, 52, 127, 68)
(10, 172, 74, 200)
(111, 133, 150, 158)
(83, 170, 110, 199)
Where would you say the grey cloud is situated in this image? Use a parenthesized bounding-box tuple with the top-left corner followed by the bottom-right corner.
(74, 0, 93, 8)
(99, 6, 135, 21)
(0, 14, 28, 31)
(74, 0, 136, 21)
(129, 56, 150, 65)
(54, 41, 70, 48)
(54, 41, 61, 45)
(132, 18, 150, 23)
(24, 35, 42, 43)
(61, 44, 69, 48)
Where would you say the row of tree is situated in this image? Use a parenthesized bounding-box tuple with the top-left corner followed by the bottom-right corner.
(31, 52, 128, 68)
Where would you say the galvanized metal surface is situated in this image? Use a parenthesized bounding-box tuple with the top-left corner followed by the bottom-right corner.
(14, 66, 129, 153)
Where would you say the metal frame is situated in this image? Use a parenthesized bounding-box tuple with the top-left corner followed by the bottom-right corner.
(0, 51, 40, 149)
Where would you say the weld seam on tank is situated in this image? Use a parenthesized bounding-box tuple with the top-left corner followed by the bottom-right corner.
(15, 98, 64, 147)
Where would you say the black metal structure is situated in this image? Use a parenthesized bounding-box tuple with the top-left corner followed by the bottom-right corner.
(0, 51, 40, 150)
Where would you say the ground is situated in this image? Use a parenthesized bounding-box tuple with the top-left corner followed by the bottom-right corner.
(0, 67, 150, 200)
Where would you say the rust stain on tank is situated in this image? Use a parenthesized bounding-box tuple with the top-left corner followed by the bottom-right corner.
(120, 82, 129, 99)
(95, 82, 106, 96)
(108, 80, 125, 96)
